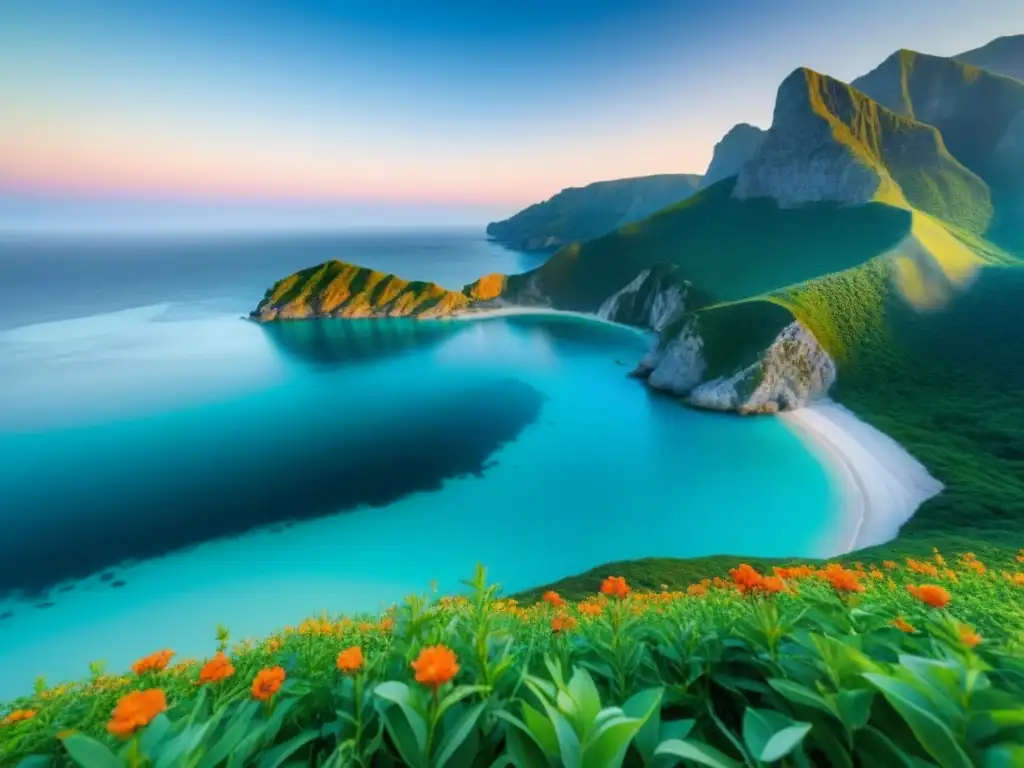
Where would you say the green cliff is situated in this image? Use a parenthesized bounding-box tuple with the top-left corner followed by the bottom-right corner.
(485, 173, 702, 251)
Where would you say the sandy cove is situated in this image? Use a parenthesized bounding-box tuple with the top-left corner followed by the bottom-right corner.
(780, 400, 944, 554)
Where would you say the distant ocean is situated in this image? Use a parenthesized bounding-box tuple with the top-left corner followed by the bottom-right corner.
(0, 229, 840, 698)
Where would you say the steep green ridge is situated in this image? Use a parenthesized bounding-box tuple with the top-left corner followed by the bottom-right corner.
(500, 178, 912, 311)
(852, 49, 1024, 248)
(485, 173, 702, 251)
(250, 260, 470, 321)
(955, 33, 1024, 81)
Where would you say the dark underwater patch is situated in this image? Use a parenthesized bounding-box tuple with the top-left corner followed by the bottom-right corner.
(0, 377, 544, 596)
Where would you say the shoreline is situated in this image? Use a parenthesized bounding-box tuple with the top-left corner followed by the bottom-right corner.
(449, 305, 651, 335)
(780, 400, 943, 555)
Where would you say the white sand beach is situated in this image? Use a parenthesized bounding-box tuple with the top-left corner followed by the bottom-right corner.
(781, 400, 944, 554)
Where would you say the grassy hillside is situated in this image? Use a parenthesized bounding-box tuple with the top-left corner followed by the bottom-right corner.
(251, 260, 470, 321)
(505, 179, 911, 311)
(486, 174, 702, 252)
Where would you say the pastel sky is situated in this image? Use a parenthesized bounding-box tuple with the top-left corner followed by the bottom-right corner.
(2, 0, 1023, 229)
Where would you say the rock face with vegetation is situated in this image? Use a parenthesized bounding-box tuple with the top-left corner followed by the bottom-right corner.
(485, 174, 702, 251)
(955, 33, 1024, 81)
(250, 261, 472, 321)
(252, 37, 1024, 562)
(695, 122, 766, 191)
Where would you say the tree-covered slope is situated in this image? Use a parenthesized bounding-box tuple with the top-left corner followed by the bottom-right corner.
(955, 33, 1024, 81)
(485, 173, 702, 251)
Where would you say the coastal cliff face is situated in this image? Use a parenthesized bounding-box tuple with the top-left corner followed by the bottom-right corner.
(696, 123, 766, 191)
(250, 261, 471, 321)
(630, 307, 836, 413)
(595, 264, 691, 331)
(485, 174, 702, 252)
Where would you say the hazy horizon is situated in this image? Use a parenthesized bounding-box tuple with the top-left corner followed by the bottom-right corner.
(2, 0, 1023, 230)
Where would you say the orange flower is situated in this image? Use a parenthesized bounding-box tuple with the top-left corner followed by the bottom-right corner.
(131, 649, 175, 675)
(378, 617, 395, 633)
(821, 564, 865, 593)
(759, 576, 785, 594)
(198, 652, 235, 685)
(932, 549, 946, 566)
(869, 569, 884, 580)
(106, 689, 167, 739)
(944, 569, 960, 582)
(907, 584, 950, 609)
(1016, 549, 1024, 564)
(687, 583, 708, 597)
(906, 558, 939, 577)
(550, 614, 577, 633)
(336, 646, 365, 675)
(542, 590, 565, 608)
(251, 667, 286, 701)
(729, 564, 764, 593)
(883, 560, 899, 571)
(266, 638, 282, 653)
(892, 615, 917, 633)
(962, 559, 986, 575)
(600, 576, 631, 599)
(578, 601, 603, 617)
(2, 709, 37, 726)
(958, 625, 982, 648)
(411, 645, 459, 690)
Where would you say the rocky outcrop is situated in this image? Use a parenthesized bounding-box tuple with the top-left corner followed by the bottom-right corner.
(696, 123, 766, 191)
(486, 174, 702, 252)
(733, 69, 885, 206)
(596, 264, 691, 331)
(687, 322, 836, 413)
(632, 314, 835, 413)
(251, 261, 471, 322)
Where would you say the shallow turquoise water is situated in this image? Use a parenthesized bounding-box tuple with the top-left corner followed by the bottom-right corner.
(0, 232, 840, 699)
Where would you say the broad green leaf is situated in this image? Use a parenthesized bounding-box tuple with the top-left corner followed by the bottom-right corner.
(567, 668, 603, 732)
(654, 739, 741, 768)
(16, 758, 54, 768)
(521, 701, 559, 757)
(742, 708, 796, 760)
(256, 729, 318, 768)
(437, 685, 490, 722)
(139, 713, 172, 756)
(582, 717, 643, 768)
(197, 703, 260, 768)
(537, 695, 582, 768)
(435, 701, 487, 768)
(855, 726, 918, 768)
(760, 723, 812, 763)
(61, 734, 124, 768)
(155, 722, 213, 768)
(836, 689, 874, 731)
(982, 744, 1024, 768)
(260, 698, 300, 746)
(659, 719, 695, 743)
(503, 721, 550, 768)
(375, 681, 427, 753)
(767, 679, 834, 716)
(622, 688, 663, 763)
(863, 673, 973, 768)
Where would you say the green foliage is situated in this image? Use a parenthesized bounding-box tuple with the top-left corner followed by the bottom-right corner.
(3, 561, 1022, 766)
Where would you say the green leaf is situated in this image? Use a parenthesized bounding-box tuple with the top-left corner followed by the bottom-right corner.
(836, 690, 874, 731)
(855, 727, 917, 768)
(659, 720, 695, 743)
(375, 681, 428, 753)
(760, 723, 812, 763)
(437, 685, 490, 722)
(138, 713, 172, 756)
(863, 673, 973, 768)
(60, 734, 124, 768)
(982, 744, 1024, 768)
(742, 708, 795, 760)
(520, 702, 560, 757)
(582, 716, 644, 768)
(155, 722, 213, 768)
(654, 739, 742, 768)
(622, 688, 663, 763)
(197, 703, 260, 768)
(567, 668, 603, 732)
(767, 679, 834, 716)
(435, 702, 487, 768)
(537, 695, 582, 768)
(255, 729, 318, 768)
(502, 720, 550, 768)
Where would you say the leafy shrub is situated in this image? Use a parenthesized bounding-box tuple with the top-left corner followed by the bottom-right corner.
(2, 553, 1023, 767)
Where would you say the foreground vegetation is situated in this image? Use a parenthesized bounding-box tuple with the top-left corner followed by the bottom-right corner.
(3, 552, 1023, 767)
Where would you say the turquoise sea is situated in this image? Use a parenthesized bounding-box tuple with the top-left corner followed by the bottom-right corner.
(0, 230, 840, 699)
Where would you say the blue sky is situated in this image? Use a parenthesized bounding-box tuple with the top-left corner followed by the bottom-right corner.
(1, 0, 1022, 229)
